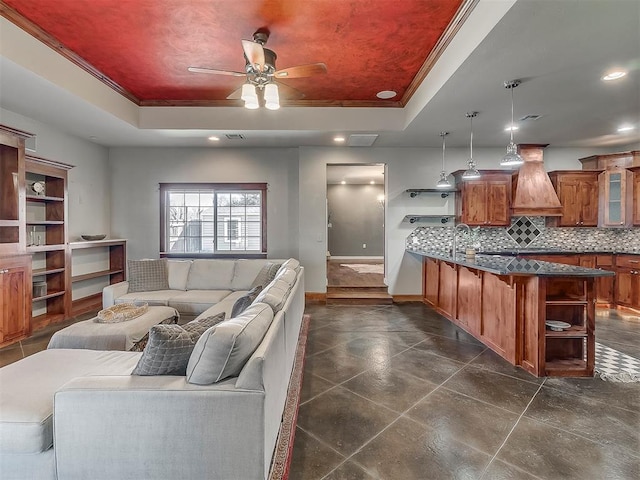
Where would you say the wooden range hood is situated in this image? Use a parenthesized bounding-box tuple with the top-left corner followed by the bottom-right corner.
(511, 144, 562, 216)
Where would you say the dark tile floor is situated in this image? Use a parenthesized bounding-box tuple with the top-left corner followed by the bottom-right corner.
(290, 303, 640, 480)
(1, 304, 639, 479)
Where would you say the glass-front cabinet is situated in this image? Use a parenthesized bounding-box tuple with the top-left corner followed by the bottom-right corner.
(599, 169, 633, 228)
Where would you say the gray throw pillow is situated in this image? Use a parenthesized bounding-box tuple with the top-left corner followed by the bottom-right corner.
(130, 315, 179, 352)
(251, 262, 283, 289)
(230, 285, 263, 318)
(128, 259, 169, 293)
(132, 313, 225, 375)
(186, 303, 274, 385)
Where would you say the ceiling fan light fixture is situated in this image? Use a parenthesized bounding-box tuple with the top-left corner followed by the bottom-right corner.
(241, 83, 256, 101)
(500, 80, 524, 167)
(264, 83, 280, 110)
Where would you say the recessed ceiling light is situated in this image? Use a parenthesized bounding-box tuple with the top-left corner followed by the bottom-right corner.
(504, 124, 519, 132)
(617, 124, 635, 133)
(208, 136, 220, 141)
(376, 90, 397, 99)
(602, 70, 627, 81)
(334, 136, 345, 143)
(370, 180, 375, 185)
(341, 180, 346, 185)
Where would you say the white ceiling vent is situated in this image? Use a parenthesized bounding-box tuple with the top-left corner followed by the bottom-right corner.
(225, 133, 245, 140)
(520, 114, 542, 121)
(348, 134, 379, 147)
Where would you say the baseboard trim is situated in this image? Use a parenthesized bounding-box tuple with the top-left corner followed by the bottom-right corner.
(392, 295, 423, 302)
(327, 256, 384, 261)
(305, 292, 326, 303)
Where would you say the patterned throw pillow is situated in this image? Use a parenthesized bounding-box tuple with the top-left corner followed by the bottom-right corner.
(230, 285, 263, 318)
(128, 259, 170, 293)
(250, 262, 283, 289)
(131, 312, 225, 375)
(129, 315, 179, 352)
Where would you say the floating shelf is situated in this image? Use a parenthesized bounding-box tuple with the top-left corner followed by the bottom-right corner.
(406, 188, 458, 198)
(26, 195, 64, 203)
(404, 215, 455, 224)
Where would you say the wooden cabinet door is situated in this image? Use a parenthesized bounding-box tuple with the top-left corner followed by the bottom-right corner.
(634, 170, 640, 226)
(438, 261, 457, 318)
(457, 266, 482, 336)
(579, 178, 599, 226)
(423, 258, 439, 306)
(599, 169, 634, 227)
(486, 180, 511, 226)
(548, 172, 599, 227)
(615, 270, 635, 307)
(555, 177, 581, 226)
(0, 256, 31, 346)
(460, 181, 488, 225)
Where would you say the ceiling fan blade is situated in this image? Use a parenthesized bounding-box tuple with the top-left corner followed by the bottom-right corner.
(276, 82, 306, 100)
(188, 66, 246, 77)
(242, 40, 265, 72)
(274, 63, 327, 79)
(226, 86, 244, 100)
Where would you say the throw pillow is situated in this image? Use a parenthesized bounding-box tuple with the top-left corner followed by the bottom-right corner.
(128, 259, 169, 293)
(250, 261, 283, 289)
(131, 312, 225, 375)
(186, 303, 274, 385)
(230, 285, 263, 318)
(129, 315, 179, 352)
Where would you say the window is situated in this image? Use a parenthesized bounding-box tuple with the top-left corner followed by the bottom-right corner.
(160, 183, 267, 257)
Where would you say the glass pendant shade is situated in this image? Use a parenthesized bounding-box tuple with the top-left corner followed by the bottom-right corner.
(462, 112, 480, 181)
(500, 80, 524, 167)
(436, 131, 452, 188)
(241, 84, 259, 109)
(264, 83, 280, 110)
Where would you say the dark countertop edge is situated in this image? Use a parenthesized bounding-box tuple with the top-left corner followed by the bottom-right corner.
(407, 249, 617, 277)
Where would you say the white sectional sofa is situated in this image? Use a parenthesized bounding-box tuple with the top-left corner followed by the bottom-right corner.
(103, 258, 288, 322)
(0, 258, 306, 480)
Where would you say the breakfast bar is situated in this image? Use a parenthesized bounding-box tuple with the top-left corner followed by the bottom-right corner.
(408, 249, 616, 377)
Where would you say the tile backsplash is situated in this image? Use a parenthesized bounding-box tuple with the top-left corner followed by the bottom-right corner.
(407, 217, 640, 253)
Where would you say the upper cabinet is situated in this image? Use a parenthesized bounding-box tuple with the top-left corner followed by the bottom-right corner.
(598, 169, 634, 228)
(453, 171, 512, 226)
(0, 126, 33, 255)
(546, 171, 599, 227)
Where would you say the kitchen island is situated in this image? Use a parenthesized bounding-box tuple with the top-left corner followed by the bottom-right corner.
(408, 249, 615, 377)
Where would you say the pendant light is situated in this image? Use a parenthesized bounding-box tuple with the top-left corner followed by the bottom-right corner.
(500, 80, 524, 166)
(436, 132, 452, 189)
(462, 112, 480, 180)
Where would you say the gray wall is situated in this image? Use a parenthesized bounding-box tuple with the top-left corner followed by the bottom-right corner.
(327, 184, 384, 256)
(108, 147, 300, 262)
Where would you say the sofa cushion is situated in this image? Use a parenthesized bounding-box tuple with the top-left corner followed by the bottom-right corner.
(167, 260, 192, 291)
(132, 313, 225, 376)
(186, 303, 274, 385)
(0, 350, 140, 454)
(231, 259, 268, 291)
(250, 261, 283, 289)
(186, 259, 236, 290)
(128, 259, 169, 293)
(274, 267, 297, 286)
(168, 290, 234, 316)
(115, 290, 176, 306)
(230, 285, 263, 318)
(278, 258, 300, 274)
(254, 279, 291, 313)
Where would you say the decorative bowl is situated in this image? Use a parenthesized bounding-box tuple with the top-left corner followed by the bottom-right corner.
(81, 234, 107, 241)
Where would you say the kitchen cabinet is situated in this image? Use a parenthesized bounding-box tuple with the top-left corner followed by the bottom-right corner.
(423, 257, 439, 306)
(0, 255, 32, 347)
(598, 169, 634, 228)
(614, 255, 640, 310)
(454, 171, 512, 226)
(547, 171, 599, 227)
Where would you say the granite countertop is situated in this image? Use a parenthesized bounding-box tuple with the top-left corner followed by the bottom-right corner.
(407, 249, 617, 277)
(475, 249, 640, 255)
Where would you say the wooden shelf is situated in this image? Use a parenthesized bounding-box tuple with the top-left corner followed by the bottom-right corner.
(546, 298, 588, 305)
(33, 290, 66, 302)
(545, 358, 588, 376)
(26, 244, 66, 253)
(26, 194, 64, 203)
(545, 326, 587, 338)
(69, 238, 127, 249)
(26, 220, 64, 225)
(72, 269, 124, 283)
(0, 219, 19, 227)
(31, 312, 66, 332)
(32, 267, 66, 276)
(71, 293, 102, 317)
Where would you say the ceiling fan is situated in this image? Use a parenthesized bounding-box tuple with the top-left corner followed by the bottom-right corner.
(188, 29, 327, 109)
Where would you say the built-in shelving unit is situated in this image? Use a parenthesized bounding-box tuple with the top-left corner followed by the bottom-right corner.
(69, 239, 127, 315)
(25, 155, 72, 331)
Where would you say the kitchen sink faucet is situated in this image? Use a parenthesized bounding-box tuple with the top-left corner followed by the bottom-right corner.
(452, 223, 471, 255)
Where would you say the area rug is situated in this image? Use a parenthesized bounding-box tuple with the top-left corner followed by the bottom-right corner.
(595, 342, 640, 383)
(341, 263, 384, 275)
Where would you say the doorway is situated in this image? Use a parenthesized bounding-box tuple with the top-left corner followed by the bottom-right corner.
(326, 164, 391, 304)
